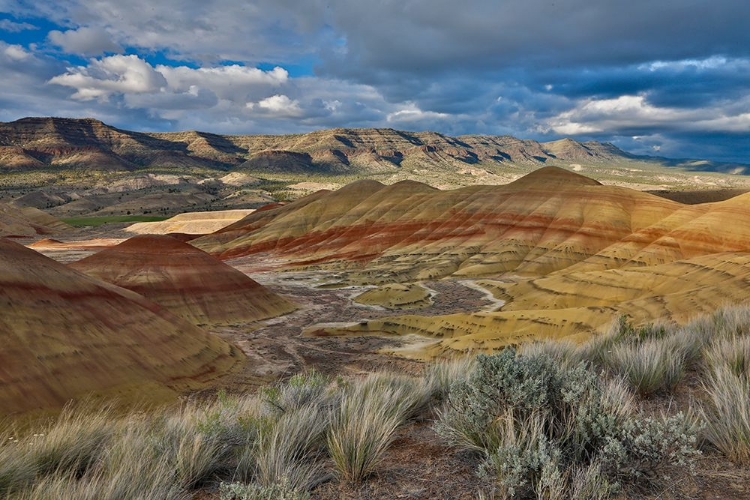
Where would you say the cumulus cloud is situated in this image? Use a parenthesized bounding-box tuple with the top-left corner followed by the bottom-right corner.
(49, 55, 167, 101)
(252, 94, 303, 117)
(547, 94, 750, 136)
(158, 65, 288, 102)
(48, 27, 122, 56)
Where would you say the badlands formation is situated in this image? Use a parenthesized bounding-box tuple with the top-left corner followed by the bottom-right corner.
(5, 164, 750, 413)
(195, 166, 750, 357)
(70, 234, 295, 325)
(0, 238, 243, 416)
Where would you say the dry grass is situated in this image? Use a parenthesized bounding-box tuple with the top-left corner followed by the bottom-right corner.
(8, 306, 750, 497)
(327, 373, 430, 484)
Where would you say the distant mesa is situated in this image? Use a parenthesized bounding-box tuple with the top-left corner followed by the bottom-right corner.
(0, 237, 243, 416)
(70, 234, 296, 325)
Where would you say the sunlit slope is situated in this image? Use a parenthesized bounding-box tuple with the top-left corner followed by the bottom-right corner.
(194, 167, 683, 279)
(124, 209, 255, 235)
(0, 203, 71, 237)
(70, 235, 295, 325)
(314, 251, 750, 357)
(0, 238, 243, 416)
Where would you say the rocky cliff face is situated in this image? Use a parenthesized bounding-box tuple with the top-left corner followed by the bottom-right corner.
(0, 117, 649, 174)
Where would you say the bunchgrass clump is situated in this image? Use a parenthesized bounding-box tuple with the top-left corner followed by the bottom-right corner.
(605, 338, 686, 395)
(424, 355, 476, 401)
(327, 373, 430, 484)
(698, 336, 750, 464)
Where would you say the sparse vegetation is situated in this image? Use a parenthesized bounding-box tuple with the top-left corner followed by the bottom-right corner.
(7, 307, 750, 498)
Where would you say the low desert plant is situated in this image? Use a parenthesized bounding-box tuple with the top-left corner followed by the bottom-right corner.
(219, 477, 311, 500)
(698, 363, 750, 464)
(604, 337, 685, 395)
(253, 405, 328, 490)
(424, 355, 476, 400)
(436, 348, 700, 498)
(327, 373, 428, 484)
(262, 371, 330, 416)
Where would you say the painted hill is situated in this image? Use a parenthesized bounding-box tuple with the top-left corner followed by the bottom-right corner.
(193, 167, 750, 357)
(0, 203, 71, 237)
(70, 234, 295, 325)
(0, 237, 243, 416)
(194, 166, 683, 280)
(1, 117, 746, 177)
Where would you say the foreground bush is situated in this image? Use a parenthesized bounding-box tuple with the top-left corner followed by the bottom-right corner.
(436, 349, 700, 498)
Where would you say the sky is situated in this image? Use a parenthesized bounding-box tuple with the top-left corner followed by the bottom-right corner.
(0, 1, 748, 163)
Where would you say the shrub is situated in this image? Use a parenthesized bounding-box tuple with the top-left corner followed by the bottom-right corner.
(436, 349, 700, 498)
(262, 371, 330, 415)
(219, 478, 311, 500)
(518, 339, 582, 370)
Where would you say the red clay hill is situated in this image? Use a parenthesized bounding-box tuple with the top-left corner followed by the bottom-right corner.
(70, 234, 295, 325)
(193, 166, 687, 280)
(0, 238, 243, 416)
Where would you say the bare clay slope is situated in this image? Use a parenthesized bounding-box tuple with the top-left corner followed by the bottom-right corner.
(70, 234, 295, 325)
(195, 167, 683, 280)
(197, 167, 750, 357)
(0, 238, 243, 416)
(0, 203, 71, 237)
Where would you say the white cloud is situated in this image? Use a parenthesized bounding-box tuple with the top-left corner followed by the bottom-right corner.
(158, 65, 288, 102)
(3, 44, 31, 61)
(49, 55, 167, 101)
(387, 103, 450, 123)
(546, 94, 750, 135)
(0, 19, 38, 32)
(253, 94, 303, 117)
(48, 27, 123, 56)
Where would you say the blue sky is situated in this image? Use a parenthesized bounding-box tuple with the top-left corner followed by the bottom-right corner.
(0, 1, 748, 163)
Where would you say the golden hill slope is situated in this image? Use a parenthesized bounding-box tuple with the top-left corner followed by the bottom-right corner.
(193, 168, 750, 357)
(318, 251, 750, 357)
(0, 238, 243, 416)
(194, 167, 684, 280)
(70, 235, 295, 325)
(0, 203, 71, 237)
(124, 209, 255, 235)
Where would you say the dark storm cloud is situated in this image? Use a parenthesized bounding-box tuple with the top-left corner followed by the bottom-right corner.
(315, 0, 750, 78)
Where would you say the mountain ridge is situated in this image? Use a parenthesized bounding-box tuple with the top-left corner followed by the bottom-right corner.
(1, 116, 746, 175)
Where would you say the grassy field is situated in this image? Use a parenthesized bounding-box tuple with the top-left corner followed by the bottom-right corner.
(61, 215, 170, 227)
